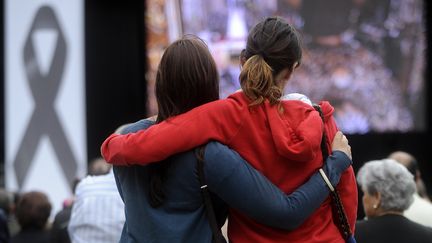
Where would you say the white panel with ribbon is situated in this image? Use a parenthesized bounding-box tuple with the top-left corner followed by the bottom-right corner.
(5, 0, 86, 218)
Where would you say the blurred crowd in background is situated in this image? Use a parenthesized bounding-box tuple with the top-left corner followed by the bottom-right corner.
(0, 157, 124, 243)
(147, 0, 425, 133)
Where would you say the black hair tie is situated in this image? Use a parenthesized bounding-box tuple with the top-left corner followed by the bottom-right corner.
(257, 50, 267, 60)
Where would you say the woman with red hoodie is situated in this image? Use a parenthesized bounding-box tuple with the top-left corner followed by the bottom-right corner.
(102, 17, 357, 242)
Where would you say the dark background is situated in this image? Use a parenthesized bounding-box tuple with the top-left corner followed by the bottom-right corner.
(85, 0, 147, 162)
(0, 0, 430, 220)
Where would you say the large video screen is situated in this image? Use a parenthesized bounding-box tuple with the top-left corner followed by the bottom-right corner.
(179, 0, 426, 133)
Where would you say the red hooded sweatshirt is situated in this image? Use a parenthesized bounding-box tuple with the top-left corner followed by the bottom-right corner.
(101, 91, 357, 243)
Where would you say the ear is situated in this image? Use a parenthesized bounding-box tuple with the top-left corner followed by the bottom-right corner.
(239, 49, 247, 67)
(275, 68, 292, 82)
(374, 191, 382, 207)
(415, 170, 421, 182)
(240, 55, 247, 67)
(277, 62, 298, 81)
(283, 69, 292, 80)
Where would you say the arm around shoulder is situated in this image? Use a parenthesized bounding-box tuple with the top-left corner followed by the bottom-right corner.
(101, 99, 241, 166)
(202, 142, 351, 230)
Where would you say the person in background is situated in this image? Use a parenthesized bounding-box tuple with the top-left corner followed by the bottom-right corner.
(7, 193, 20, 238)
(388, 150, 432, 227)
(0, 208, 9, 243)
(388, 151, 430, 200)
(0, 189, 11, 243)
(49, 178, 80, 243)
(87, 157, 112, 176)
(0, 212, 8, 243)
(355, 159, 432, 243)
(67, 159, 124, 243)
(11, 191, 52, 243)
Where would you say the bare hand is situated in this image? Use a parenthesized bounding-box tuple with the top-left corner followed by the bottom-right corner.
(331, 131, 352, 160)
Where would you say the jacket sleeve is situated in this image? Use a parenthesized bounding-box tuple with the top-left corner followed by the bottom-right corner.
(321, 104, 358, 234)
(101, 99, 243, 166)
(204, 142, 352, 230)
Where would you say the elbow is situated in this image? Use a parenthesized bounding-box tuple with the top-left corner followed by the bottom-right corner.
(276, 197, 309, 230)
(100, 139, 113, 163)
(276, 213, 305, 231)
(261, 207, 305, 231)
(100, 139, 111, 162)
(285, 216, 305, 230)
(100, 134, 125, 165)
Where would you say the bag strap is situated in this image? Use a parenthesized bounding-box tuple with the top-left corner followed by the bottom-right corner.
(313, 104, 353, 241)
(195, 146, 226, 243)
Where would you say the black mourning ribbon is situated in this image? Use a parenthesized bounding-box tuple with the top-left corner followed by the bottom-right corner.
(13, 5, 77, 188)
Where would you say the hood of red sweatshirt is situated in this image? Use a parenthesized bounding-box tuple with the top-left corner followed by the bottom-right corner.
(261, 97, 335, 162)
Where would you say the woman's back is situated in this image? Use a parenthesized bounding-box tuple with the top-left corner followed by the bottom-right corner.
(114, 120, 226, 243)
(214, 92, 356, 242)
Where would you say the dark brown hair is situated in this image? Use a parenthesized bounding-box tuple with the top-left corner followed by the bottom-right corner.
(149, 35, 219, 207)
(155, 35, 219, 122)
(240, 16, 302, 106)
(16, 191, 52, 229)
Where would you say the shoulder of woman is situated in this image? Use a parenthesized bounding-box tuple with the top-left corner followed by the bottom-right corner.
(281, 93, 313, 106)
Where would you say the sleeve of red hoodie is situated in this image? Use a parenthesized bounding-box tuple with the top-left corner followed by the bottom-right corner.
(101, 98, 244, 165)
(320, 101, 358, 234)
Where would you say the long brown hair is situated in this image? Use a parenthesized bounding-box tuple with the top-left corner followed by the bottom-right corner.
(149, 35, 219, 207)
(155, 35, 219, 122)
(240, 16, 302, 106)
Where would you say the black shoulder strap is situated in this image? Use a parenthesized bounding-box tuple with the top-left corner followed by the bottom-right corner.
(195, 146, 226, 243)
(313, 104, 353, 241)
